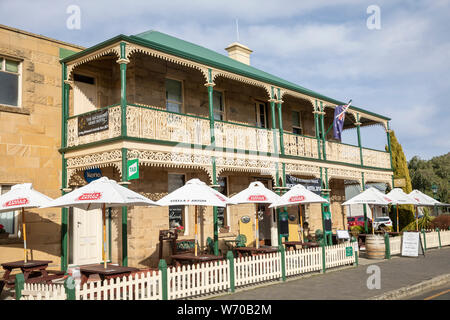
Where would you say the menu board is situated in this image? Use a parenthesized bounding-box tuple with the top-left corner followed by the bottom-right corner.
(401, 231, 424, 257)
(78, 109, 109, 136)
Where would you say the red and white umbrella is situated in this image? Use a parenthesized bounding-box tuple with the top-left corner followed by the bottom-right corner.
(157, 178, 233, 256)
(409, 189, 442, 231)
(342, 187, 393, 234)
(269, 184, 328, 242)
(44, 177, 159, 268)
(0, 183, 53, 263)
(229, 181, 281, 248)
(386, 188, 419, 232)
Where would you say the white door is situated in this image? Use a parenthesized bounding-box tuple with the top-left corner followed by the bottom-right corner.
(73, 208, 102, 265)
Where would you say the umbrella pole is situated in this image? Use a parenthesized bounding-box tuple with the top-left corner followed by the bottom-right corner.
(194, 206, 198, 257)
(298, 205, 304, 242)
(396, 205, 399, 233)
(102, 204, 107, 269)
(415, 206, 418, 232)
(22, 208, 27, 263)
(371, 205, 374, 235)
(255, 204, 259, 249)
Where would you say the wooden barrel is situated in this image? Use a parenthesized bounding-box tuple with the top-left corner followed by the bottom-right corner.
(365, 235, 385, 259)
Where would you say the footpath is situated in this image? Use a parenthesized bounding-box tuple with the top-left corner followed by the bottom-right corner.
(213, 247, 450, 300)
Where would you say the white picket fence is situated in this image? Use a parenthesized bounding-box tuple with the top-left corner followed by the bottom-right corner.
(440, 229, 450, 246)
(167, 260, 229, 300)
(325, 242, 358, 268)
(17, 243, 360, 301)
(20, 283, 66, 300)
(389, 230, 449, 256)
(285, 247, 322, 276)
(234, 252, 282, 287)
(77, 270, 161, 300)
(390, 235, 403, 255)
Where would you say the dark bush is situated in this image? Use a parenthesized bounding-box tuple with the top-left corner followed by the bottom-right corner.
(430, 215, 450, 230)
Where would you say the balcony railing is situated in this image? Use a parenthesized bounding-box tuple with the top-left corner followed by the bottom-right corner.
(65, 104, 391, 169)
(283, 132, 318, 159)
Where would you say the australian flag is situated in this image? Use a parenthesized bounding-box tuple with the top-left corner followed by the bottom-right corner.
(333, 100, 352, 141)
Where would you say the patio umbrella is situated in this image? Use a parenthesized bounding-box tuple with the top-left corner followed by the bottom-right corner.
(409, 189, 442, 231)
(342, 187, 393, 234)
(43, 177, 159, 268)
(156, 178, 233, 256)
(0, 183, 53, 263)
(269, 184, 328, 242)
(386, 188, 419, 232)
(229, 181, 280, 249)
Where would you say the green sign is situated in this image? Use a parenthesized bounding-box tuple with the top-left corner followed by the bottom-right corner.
(127, 159, 139, 180)
(345, 246, 353, 257)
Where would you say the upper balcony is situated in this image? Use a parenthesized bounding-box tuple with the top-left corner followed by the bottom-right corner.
(60, 32, 392, 172)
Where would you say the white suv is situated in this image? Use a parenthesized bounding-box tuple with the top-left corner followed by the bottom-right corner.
(373, 216, 393, 230)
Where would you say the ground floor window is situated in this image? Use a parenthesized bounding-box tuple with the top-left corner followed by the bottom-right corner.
(217, 177, 228, 230)
(168, 174, 185, 231)
(0, 185, 18, 236)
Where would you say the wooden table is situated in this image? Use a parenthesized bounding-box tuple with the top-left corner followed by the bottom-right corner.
(78, 264, 139, 286)
(233, 246, 279, 258)
(283, 241, 320, 251)
(170, 253, 224, 267)
(224, 239, 240, 250)
(0, 260, 54, 293)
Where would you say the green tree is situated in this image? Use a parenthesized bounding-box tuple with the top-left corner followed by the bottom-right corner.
(387, 130, 415, 229)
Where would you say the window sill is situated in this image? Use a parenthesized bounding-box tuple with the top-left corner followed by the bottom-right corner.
(0, 236, 22, 245)
(0, 104, 30, 115)
(218, 232, 237, 239)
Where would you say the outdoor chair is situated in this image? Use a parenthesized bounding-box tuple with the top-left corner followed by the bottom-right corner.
(206, 237, 222, 256)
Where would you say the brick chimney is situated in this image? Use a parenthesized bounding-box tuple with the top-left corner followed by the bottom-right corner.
(225, 42, 253, 65)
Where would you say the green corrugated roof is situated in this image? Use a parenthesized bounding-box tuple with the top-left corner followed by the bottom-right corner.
(131, 31, 389, 121)
(61, 30, 390, 121)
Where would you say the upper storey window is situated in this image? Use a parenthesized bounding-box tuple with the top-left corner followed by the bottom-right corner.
(165, 78, 183, 113)
(0, 57, 21, 107)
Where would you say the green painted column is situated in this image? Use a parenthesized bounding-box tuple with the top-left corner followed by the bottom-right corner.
(356, 113, 364, 166)
(226, 251, 235, 292)
(384, 232, 391, 259)
(386, 121, 393, 171)
(64, 276, 76, 300)
(121, 148, 128, 266)
(269, 87, 283, 245)
(314, 100, 322, 160)
(276, 88, 285, 155)
(362, 172, 368, 234)
(60, 62, 69, 272)
(320, 101, 327, 160)
(319, 168, 327, 246)
(206, 69, 219, 256)
(15, 274, 24, 300)
(158, 259, 168, 300)
(279, 244, 286, 281)
(119, 42, 128, 137)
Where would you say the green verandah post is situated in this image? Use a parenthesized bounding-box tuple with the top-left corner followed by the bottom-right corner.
(206, 68, 219, 256)
(15, 273, 24, 300)
(314, 100, 322, 160)
(121, 148, 129, 266)
(352, 236, 359, 266)
(64, 276, 76, 300)
(321, 240, 326, 273)
(279, 245, 286, 282)
(437, 228, 441, 248)
(319, 101, 326, 160)
(226, 251, 235, 292)
(422, 229, 427, 251)
(384, 232, 391, 259)
(158, 259, 168, 300)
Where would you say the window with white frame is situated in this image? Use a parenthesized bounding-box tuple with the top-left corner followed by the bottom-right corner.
(292, 111, 303, 135)
(0, 57, 21, 107)
(0, 185, 18, 236)
(255, 101, 268, 128)
(165, 78, 183, 113)
(213, 90, 225, 121)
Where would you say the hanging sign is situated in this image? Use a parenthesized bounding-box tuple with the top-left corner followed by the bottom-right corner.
(78, 109, 109, 136)
(401, 231, 425, 257)
(84, 168, 102, 183)
(345, 246, 353, 257)
(285, 175, 322, 195)
(127, 159, 139, 180)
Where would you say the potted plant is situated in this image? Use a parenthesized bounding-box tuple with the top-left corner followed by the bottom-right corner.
(219, 225, 230, 233)
(0, 224, 8, 239)
(175, 225, 184, 234)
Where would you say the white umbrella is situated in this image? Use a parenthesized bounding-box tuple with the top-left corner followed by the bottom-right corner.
(342, 187, 393, 234)
(269, 184, 328, 242)
(386, 188, 419, 232)
(0, 183, 53, 263)
(157, 178, 233, 256)
(229, 181, 281, 248)
(409, 189, 442, 231)
(44, 177, 159, 268)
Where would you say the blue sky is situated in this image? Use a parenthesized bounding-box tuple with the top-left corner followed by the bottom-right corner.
(1, 0, 449, 160)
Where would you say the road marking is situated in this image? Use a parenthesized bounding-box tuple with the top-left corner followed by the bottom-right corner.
(424, 288, 450, 300)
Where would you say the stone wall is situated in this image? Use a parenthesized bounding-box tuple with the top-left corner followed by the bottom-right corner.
(0, 25, 83, 273)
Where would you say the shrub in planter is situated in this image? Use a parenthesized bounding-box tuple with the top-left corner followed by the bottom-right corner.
(430, 215, 450, 230)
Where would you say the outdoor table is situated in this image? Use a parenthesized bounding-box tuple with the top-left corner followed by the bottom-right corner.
(170, 253, 224, 267)
(0, 260, 53, 292)
(78, 264, 139, 286)
(283, 241, 320, 251)
(233, 246, 279, 258)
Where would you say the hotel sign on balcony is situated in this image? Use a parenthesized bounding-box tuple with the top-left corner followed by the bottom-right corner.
(78, 109, 109, 136)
